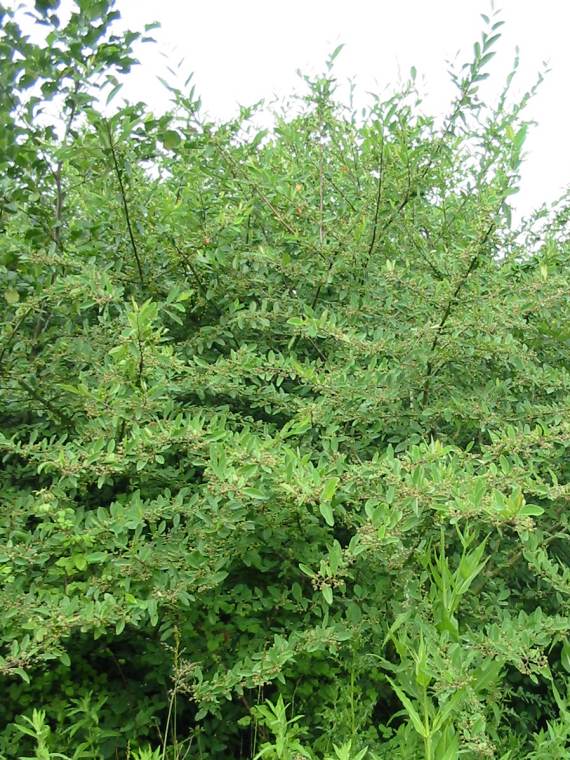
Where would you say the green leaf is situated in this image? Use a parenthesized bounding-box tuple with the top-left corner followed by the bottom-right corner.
(386, 678, 427, 738)
(330, 44, 345, 62)
(106, 82, 123, 105)
(322, 476, 339, 501)
(432, 689, 465, 731)
(35, 0, 60, 13)
(514, 124, 528, 150)
(519, 504, 544, 517)
(85, 551, 107, 563)
(161, 129, 181, 150)
(243, 487, 267, 500)
(14, 668, 30, 684)
(561, 641, 570, 673)
(299, 563, 315, 578)
(319, 501, 335, 526)
(322, 585, 333, 605)
(473, 660, 502, 692)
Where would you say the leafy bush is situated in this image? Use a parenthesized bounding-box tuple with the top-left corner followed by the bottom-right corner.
(1, 2, 570, 758)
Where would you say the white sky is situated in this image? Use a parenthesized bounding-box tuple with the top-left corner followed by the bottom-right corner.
(15, 0, 570, 221)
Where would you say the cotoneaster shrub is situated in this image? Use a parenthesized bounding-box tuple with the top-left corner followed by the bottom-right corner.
(1, 2, 570, 758)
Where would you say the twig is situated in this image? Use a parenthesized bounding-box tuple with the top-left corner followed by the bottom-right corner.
(17, 377, 73, 428)
(170, 237, 208, 298)
(212, 138, 299, 240)
(319, 136, 325, 254)
(104, 119, 145, 288)
(52, 81, 79, 251)
(421, 220, 495, 407)
(366, 146, 385, 264)
(135, 308, 144, 389)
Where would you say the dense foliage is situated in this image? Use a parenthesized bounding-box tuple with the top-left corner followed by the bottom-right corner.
(2, 2, 570, 757)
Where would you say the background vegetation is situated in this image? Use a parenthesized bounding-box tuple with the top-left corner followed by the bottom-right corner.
(1, 1, 570, 757)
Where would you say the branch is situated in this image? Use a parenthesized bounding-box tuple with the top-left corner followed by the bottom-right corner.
(421, 220, 496, 407)
(360, 81, 475, 280)
(104, 120, 145, 288)
(366, 146, 385, 263)
(134, 309, 145, 389)
(17, 378, 73, 428)
(52, 82, 79, 251)
(170, 237, 208, 299)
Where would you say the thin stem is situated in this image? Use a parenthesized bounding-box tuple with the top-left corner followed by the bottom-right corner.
(421, 220, 495, 407)
(319, 136, 324, 254)
(423, 689, 432, 760)
(366, 146, 385, 264)
(17, 377, 73, 428)
(161, 689, 176, 760)
(170, 237, 208, 298)
(135, 309, 144, 389)
(104, 120, 145, 288)
(52, 81, 79, 251)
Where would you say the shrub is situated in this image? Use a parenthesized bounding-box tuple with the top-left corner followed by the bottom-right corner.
(1, 2, 570, 758)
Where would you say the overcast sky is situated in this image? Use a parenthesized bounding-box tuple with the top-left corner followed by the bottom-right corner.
(15, 0, 570, 221)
